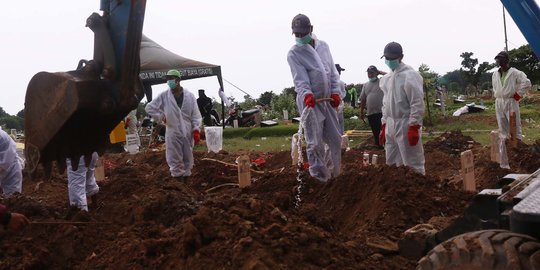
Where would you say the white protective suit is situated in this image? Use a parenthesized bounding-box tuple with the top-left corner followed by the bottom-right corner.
(66, 152, 99, 211)
(0, 130, 22, 195)
(380, 62, 425, 175)
(492, 67, 531, 141)
(126, 109, 138, 135)
(287, 35, 342, 181)
(145, 87, 202, 177)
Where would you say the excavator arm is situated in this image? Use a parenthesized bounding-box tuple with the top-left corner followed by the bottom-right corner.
(24, 0, 146, 175)
(500, 0, 540, 58)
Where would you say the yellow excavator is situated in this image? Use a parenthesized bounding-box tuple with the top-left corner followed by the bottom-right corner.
(24, 0, 147, 175)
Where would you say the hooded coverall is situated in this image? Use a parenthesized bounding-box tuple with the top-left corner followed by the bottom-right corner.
(0, 130, 22, 195)
(66, 152, 99, 211)
(146, 87, 202, 177)
(492, 67, 531, 169)
(380, 62, 425, 175)
(492, 67, 531, 141)
(287, 35, 342, 182)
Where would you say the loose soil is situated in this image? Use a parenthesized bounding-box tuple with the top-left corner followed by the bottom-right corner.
(1, 130, 539, 269)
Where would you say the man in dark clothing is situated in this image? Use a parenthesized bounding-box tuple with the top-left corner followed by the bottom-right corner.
(360, 65, 386, 146)
(197, 89, 214, 126)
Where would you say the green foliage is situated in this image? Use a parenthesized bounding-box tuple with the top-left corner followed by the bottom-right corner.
(0, 107, 7, 118)
(239, 95, 257, 110)
(222, 125, 299, 140)
(282, 86, 297, 99)
(257, 91, 276, 106)
(443, 70, 466, 94)
(0, 116, 24, 131)
(459, 52, 495, 93)
(343, 106, 359, 119)
(16, 110, 24, 119)
(509, 44, 540, 84)
(418, 64, 440, 90)
(344, 118, 368, 131)
(222, 127, 251, 139)
(271, 93, 298, 118)
(243, 125, 298, 139)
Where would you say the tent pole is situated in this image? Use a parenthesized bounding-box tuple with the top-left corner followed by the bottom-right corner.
(216, 68, 226, 128)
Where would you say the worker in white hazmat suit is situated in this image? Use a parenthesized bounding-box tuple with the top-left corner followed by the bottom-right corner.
(66, 152, 99, 211)
(492, 51, 531, 169)
(0, 129, 22, 195)
(287, 14, 342, 182)
(378, 42, 425, 175)
(145, 69, 202, 180)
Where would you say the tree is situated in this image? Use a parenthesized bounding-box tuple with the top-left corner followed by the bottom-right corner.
(0, 116, 24, 131)
(0, 107, 8, 118)
(459, 52, 494, 94)
(282, 86, 297, 100)
(271, 93, 298, 118)
(442, 70, 466, 94)
(509, 44, 540, 84)
(16, 109, 24, 119)
(239, 95, 257, 110)
(418, 64, 439, 126)
(257, 91, 276, 106)
(419, 64, 439, 88)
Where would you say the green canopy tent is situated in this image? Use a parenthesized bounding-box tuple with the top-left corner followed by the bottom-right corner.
(139, 35, 225, 126)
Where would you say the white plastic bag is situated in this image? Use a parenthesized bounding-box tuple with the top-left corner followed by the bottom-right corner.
(205, 127, 223, 153)
(124, 134, 140, 154)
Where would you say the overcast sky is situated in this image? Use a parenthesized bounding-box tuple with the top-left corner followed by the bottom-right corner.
(0, 0, 531, 115)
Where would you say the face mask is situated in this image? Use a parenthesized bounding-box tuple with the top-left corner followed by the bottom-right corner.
(385, 59, 400, 70)
(369, 77, 378, 82)
(295, 34, 312, 45)
(167, 80, 177, 89)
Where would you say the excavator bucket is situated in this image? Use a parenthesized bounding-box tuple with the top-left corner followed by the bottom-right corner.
(24, 71, 126, 174)
(24, 0, 146, 175)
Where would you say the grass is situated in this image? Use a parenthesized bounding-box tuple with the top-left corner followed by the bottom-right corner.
(196, 136, 293, 152)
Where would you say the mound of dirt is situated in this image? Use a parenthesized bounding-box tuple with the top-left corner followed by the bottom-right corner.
(0, 130, 538, 269)
(507, 139, 540, 173)
(424, 130, 479, 156)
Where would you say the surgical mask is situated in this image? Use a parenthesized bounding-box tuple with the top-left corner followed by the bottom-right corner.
(385, 59, 400, 70)
(167, 80, 177, 89)
(369, 77, 378, 82)
(295, 34, 312, 45)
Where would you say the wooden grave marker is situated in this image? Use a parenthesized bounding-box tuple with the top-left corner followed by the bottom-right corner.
(237, 155, 251, 188)
(509, 111, 517, 147)
(94, 157, 105, 182)
(460, 150, 476, 192)
(490, 130, 501, 163)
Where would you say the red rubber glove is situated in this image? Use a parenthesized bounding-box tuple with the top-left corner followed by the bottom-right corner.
(124, 118, 130, 129)
(193, 130, 200, 145)
(513, 92, 521, 102)
(330, 93, 341, 108)
(408, 125, 421, 146)
(379, 123, 386, 146)
(304, 94, 315, 108)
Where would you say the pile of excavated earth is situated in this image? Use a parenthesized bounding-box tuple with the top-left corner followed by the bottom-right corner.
(2, 130, 540, 269)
